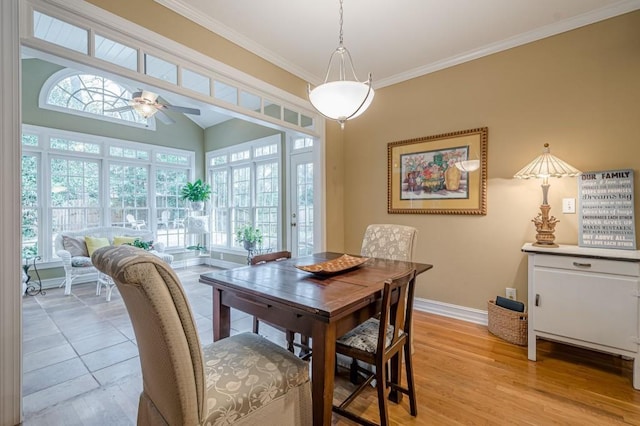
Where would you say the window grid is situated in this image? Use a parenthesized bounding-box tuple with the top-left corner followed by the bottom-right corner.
(255, 161, 279, 250)
(31, 9, 317, 133)
(297, 163, 314, 256)
(21, 154, 39, 258)
(207, 137, 281, 252)
(155, 168, 189, 248)
(21, 124, 194, 261)
(109, 163, 149, 228)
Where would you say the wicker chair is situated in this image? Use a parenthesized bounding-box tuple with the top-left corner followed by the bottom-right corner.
(251, 251, 312, 359)
(92, 245, 312, 425)
(333, 269, 418, 426)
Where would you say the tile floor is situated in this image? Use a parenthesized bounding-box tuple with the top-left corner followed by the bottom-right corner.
(21, 265, 290, 424)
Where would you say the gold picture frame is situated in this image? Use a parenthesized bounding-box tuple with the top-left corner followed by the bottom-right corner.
(388, 127, 488, 215)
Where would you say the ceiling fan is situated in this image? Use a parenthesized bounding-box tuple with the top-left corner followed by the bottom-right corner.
(106, 90, 201, 124)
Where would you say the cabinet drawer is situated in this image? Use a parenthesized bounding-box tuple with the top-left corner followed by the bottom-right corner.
(534, 255, 640, 277)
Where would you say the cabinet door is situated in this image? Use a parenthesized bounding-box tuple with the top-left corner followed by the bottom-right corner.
(533, 268, 639, 352)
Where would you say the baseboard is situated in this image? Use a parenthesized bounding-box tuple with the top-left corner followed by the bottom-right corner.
(206, 258, 242, 269)
(414, 297, 488, 326)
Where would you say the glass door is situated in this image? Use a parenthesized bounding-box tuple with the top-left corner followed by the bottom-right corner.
(289, 149, 314, 257)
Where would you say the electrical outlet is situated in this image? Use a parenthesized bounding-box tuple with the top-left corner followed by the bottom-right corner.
(506, 287, 517, 300)
(219, 253, 224, 260)
(562, 198, 576, 214)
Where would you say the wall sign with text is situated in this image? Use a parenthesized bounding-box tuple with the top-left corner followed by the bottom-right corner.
(579, 169, 636, 250)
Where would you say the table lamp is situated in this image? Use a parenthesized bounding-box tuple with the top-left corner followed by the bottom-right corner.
(513, 143, 581, 247)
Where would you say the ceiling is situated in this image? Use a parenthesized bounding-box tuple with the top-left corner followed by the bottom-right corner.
(157, 0, 640, 88)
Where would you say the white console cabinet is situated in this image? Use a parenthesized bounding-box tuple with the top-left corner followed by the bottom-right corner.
(522, 243, 640, 389)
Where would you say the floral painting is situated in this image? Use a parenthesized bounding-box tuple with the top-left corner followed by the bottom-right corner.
(388, 127, 488, 215)
(401, 146, 470, 200)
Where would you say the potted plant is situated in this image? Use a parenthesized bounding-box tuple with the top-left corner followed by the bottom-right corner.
(235, 225, 263, 251)
(180, 179, 211, 211)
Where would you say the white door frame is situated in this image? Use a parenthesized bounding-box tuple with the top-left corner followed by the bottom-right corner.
(0, 0, 23, 424)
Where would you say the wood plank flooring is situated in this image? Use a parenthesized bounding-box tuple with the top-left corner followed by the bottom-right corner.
(22, 265, 640, 425)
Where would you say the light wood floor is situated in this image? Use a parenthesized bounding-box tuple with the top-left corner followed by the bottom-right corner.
(22, 266, 640, 425)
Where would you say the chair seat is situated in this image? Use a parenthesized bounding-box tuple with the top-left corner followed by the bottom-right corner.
(337, 318, 401, 354)
(202, 332, 310, 424)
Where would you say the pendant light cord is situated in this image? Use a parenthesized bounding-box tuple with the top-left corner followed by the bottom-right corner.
(338, 0, 344, 47)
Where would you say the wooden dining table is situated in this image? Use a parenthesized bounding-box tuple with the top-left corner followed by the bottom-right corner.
(199, 252, 433, 426)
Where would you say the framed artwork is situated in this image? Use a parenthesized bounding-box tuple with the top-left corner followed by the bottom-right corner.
(387, 127, 488, 215)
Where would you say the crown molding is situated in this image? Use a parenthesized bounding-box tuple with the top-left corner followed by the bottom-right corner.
(376, 0, 640, 88)
(155, 0, 322, 85)
(157, 0, 640, 90)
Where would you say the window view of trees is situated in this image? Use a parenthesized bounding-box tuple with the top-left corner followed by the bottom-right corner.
(20, 125, 193, 262)
(208, 137, 281, 252)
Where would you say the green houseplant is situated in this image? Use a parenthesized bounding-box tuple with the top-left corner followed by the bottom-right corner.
(180, 179, 211, 211)
(235, 225, 263, 251)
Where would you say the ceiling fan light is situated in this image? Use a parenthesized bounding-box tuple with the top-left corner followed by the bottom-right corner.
(309, 80, 374, 122)
(132, 102, 158, 119)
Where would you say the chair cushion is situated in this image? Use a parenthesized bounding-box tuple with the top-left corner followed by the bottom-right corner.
(62, 235, 89, 257)
(71, 256, 94, 267)
(337, 318, 402, 354)
(202, 332, 309, 424)
(85, 236, 110, 256)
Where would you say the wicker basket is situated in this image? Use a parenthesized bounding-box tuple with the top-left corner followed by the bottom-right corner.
(487, 300, 528, 346)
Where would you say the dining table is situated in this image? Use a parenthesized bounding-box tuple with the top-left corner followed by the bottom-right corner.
(199, 251, 433, 426)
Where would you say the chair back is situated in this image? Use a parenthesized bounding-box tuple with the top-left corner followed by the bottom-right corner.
(250, 250, 291, 265)
(126, 214, 136, 225)
(92, 245, 205, 425)
(360, 224, 418, 261)
(378, 269, 417, 356)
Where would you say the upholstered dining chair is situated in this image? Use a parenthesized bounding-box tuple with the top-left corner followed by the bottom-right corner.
(332, 269, 418, 426)
(360, 223, 418, 261)
(92, 245, 312, 426)
(251, 251, 312, 359)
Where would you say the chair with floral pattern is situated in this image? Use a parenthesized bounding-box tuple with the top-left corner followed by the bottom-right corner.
(92, 245, 312, 425)
(360, 223, 418, 261)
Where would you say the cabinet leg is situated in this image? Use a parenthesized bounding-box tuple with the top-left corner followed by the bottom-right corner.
(633, 358, 640, 390)
(528, 335, 537, 361)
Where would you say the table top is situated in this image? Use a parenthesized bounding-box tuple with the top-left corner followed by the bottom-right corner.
(199, 252, 433, 321)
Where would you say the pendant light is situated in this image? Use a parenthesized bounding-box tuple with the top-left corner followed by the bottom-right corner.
(308, 0, 374, 129)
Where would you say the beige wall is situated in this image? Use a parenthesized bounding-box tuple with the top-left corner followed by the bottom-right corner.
(85, 1, 639, 310)
(343, 11, 640, 309)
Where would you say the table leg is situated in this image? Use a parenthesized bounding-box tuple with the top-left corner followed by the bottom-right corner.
(213, 288, 230, 341)
(312, 321, 336, 426)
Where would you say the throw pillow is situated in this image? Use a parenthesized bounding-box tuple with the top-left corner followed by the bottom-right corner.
(85, 236, 110, 256)
(113, 236, 138, 246)
(62, 235, 89, 257)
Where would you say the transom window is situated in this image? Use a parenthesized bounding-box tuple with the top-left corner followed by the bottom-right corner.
(40, 70, 153, 129)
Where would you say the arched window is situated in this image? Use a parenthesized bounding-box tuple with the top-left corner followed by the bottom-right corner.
(40, 70, 154, 129)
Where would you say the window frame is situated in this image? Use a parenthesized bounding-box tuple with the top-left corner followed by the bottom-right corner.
(206, 135, 282, 254)
(21, 124, 194, 264)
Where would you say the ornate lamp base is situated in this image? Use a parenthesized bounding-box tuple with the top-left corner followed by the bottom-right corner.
(532, 204, 559, 248)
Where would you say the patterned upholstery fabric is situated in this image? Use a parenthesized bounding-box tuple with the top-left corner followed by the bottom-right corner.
(91, 245, 312, 426)
(336, 318, 401, 354)
(203, 332, 309, 424)
(360, 224, 418, 261)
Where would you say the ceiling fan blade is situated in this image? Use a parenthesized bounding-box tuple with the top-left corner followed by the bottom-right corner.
(104, 105, 133, 113)
(155, 109, 175, 125)
(164, 105, 201, 115)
